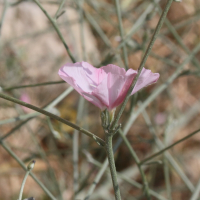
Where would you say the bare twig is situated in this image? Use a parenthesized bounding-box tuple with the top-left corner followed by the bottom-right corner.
(0, 0, 8, 36)
(114, 0, 129, 70)
(0, 141, 57, 200)
(33, 0, 76, 63)
(2, 81, 65, 91)
(0, 92, 105, 146)
(119, 129, 151, 199)
(110, 0, 174, 130)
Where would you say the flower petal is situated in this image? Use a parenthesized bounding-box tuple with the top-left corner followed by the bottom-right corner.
(131, 68, 160, 95)
(81, 62, 106, 85)
(90, 64, 127, 110)
(58, 68, 81, 93)
(58, 62, 160, 110)
(58, 62, 108, 109)
(102, 64, 126, 76)
(58, 62, 100, 93)
(82, 92, 106, 110)
(92, 74, 109, 108)
(111, 69, 137, 109)
(107, 73, 127, 110)
(93, 69, 137, 110)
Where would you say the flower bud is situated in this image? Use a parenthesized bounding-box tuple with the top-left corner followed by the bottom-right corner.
(27, 160, 36, 171)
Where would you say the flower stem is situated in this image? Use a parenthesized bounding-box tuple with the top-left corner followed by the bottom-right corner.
(18, 160, 35, 200)
(105, 134, 121, 200)
(18, 171, 30, 200)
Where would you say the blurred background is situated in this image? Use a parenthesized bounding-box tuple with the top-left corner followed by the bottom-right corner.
(0, 0, 200, 199)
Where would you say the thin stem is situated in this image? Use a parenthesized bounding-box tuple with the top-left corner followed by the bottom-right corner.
(83, 36, 200, 196)
(139, 128, 200, 165)
(105, 134, 121, 200)
(141, 108, 195, 192)
(0, 92, 105, 146)
(73, 125, 79, 193)
(163, 131, 172, 200)
(33, 0, 76, 63)
(190, 179, 200, 200)
(117, 0, 160, 50)
(84, 12, 112, 47)
(56, 10, 66, 19)
(85, 86, 199, 197)
(2, 81, 65, 91)
(111, 0, 173, 130)
(100, 100, 196, 196)
(0, 0, 8, 36)
(5, 19, 79, 45)
(76, 163, 96, 195)
(9, 0, 27, 6)
(162, 10, 200, 35)
(31, 119, 63, 200)
(119, 130, 151, 200)
(77, 0, 87, 61)
(74, 3, 87, 196)
(114, 0, 129, 70)
(54, 0, 66, 19)
(86, 0, 117, 27)
(85, 150, 168, 200)
(45, 87, 73, 109)
(0, 87, 73, 125)
(18, 171, 30, 200)
(0, 141, 57, 200)
(150, 52, 178, 68)
(18, 160, 35, 200)
(99, 0, 160, 67)
(73, 97, 85, 195)
(1, 118, 31, 140)
(83, 0, 173, 191)
(84, 160, 109, 200)
(157, 5, 200, 69)
(123, 41, 200, 140)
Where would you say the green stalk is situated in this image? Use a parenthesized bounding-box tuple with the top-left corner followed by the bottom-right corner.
(18, 172, 30, 200)
(0, 141, 57, 199)
(110, 0, 174, 130)
(0, 0, 8, 35)
(139, 128, 200, 165)
(18, 161, 36, 200)
(2, 81, 65, 91)
(0, 92, 105, 146)
(119, 130, 151, 200)
(54, 0, 66, 19)
(85, 150, 168, 200)
(105, 134, 121, 200)
(114, 0, 129, 70)
(33, 0, 76, 63)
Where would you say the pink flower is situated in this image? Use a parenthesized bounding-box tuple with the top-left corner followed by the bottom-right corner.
(58, 62, 159, 110)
